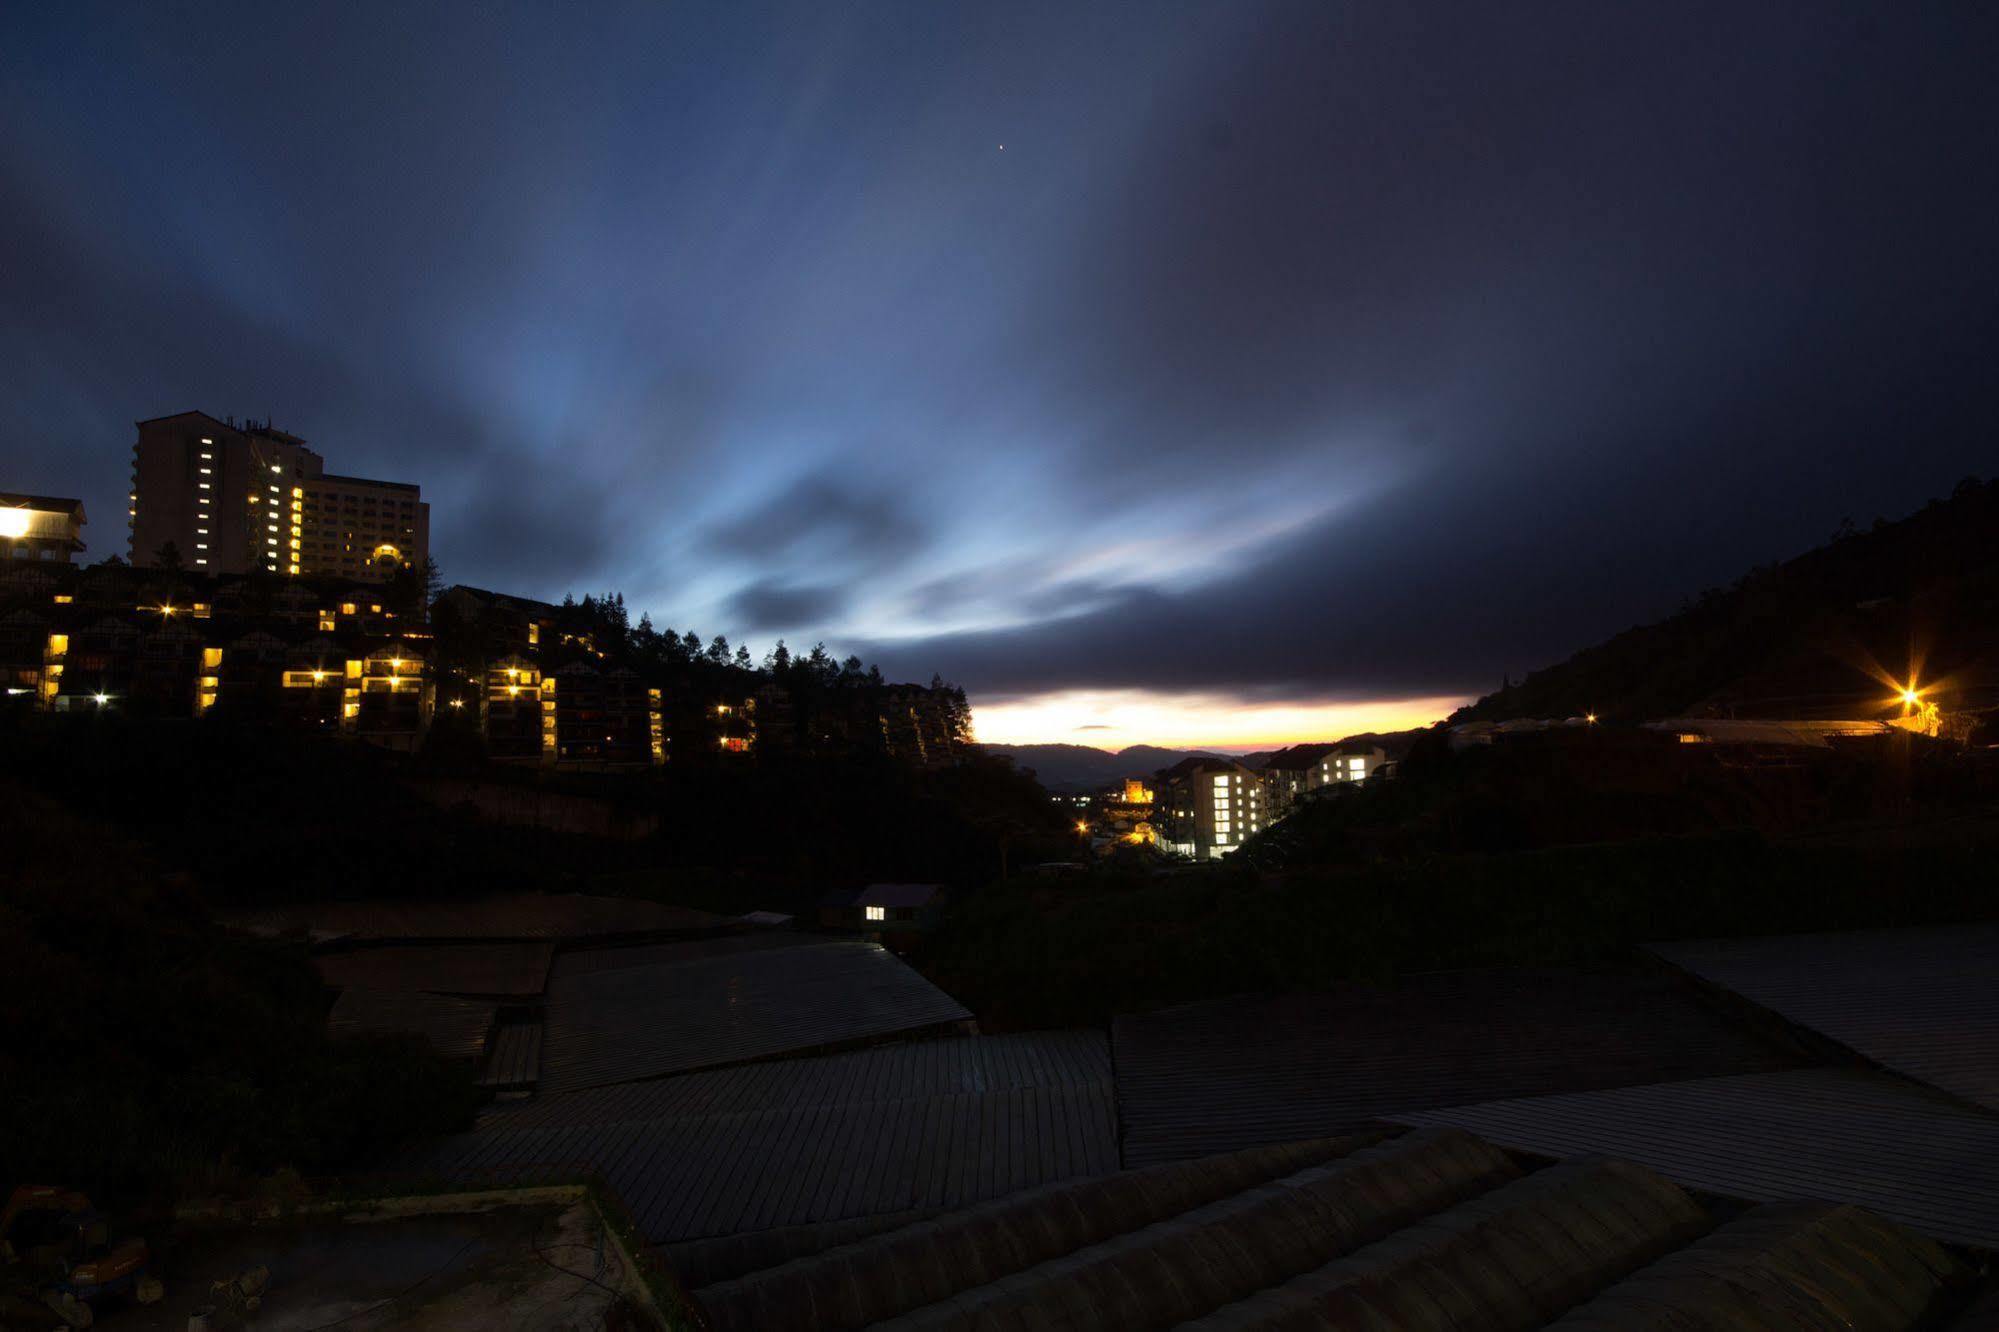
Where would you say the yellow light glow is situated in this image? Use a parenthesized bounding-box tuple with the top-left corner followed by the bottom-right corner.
(1586, 713, 1598, 724)
(1075, 820, 1090, 834)
(1900, 688, 1920, 706)
(972, 689, 1470, 751)
(0, 508, 31, 538)
(312, 670, 327, 682)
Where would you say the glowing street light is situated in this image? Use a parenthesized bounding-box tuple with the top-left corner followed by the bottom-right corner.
(93, 693, 109, 705)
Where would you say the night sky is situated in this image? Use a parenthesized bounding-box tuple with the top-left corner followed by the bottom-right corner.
(5, 3, 1996, 747)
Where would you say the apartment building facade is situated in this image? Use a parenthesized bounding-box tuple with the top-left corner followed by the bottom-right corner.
(129, 410, 428, 581)
(1157, 757, 1268, 861)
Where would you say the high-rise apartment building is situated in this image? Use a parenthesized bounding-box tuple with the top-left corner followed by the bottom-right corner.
(129, 411, 428, 581)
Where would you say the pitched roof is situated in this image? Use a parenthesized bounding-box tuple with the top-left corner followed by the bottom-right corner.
(405, 1031, 1117, 1244)
(313, 942, 554, 998)
(538, 938, 971, 1093)
(1650, 922, 1999, 1113)
(1112, 968, 1803, 1168)
(854, 883, 942, 909)
(672, 1126, 1978, 1330)
(1392, 1066, 1999, 1250)
(0, 493, 85, 515)
(1260, 743, 1338, 771)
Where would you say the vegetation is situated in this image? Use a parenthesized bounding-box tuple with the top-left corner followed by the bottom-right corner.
(0, 784, 481, 1202)
(1454, 475, 1999, 723)
(919, 826, 1999, 1030)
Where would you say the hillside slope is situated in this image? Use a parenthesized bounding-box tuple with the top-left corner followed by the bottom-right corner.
(1453, 477, 1999, 724)
(978, 743, 1231, 792)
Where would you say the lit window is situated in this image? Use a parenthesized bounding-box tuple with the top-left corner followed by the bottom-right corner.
(198, 482, 211, 489)
(199, 467, 212, 474)
(865, 905, 887, 922)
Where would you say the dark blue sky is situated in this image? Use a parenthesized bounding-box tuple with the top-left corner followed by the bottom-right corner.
(4, 2, 1996, 744)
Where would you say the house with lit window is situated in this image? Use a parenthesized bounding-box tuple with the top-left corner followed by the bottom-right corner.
(819, 883, 945, 938)
(1314, 742, 1390, 790)
(0, 493, 87, 563)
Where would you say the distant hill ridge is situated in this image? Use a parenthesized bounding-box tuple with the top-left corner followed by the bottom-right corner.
(977, 743, 1233, 793)
(981, 732, 1426, 793)
(1454, 476, 1999, 725)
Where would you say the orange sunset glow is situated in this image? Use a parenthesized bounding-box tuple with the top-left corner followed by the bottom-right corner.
(970, 690, 1471, 752)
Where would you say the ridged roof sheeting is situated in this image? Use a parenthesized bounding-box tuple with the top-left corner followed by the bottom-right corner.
(871, 1129, 1519, 1330)
(406, 1033, 1117, 1245)
(538, 939, 970, 1092)
(1651, 923, 1999, 1112)
(1182, 1158, 1706, 1331)
(1393, 1067, 1999, 1250)
(698, 1135, 1385, 1332)
(315, 942, 553, 997)
(1548, 1201, 1968, 1332)
(1113, 968, 1799, 1167)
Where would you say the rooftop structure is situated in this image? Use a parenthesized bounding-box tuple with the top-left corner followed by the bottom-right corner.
(1395, 1067, 1999, 1252)
(1650, 922, 1999, 1114)
(672, 1125, 1984, 1330)
(0, 493, 86, 563)
(1112, 967, 1802, 1169)
(538, 935, 972, 1093)
(407, 1031, 1118, 1246)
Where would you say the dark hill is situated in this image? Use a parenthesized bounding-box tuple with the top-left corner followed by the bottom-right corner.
(1452, 476, 1999, 725)
(979, 743, 1232, 792)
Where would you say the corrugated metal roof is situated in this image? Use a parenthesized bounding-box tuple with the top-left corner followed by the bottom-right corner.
(314, 942, 554, 997)
(1650, 923, 1999, 1112)
(1391, 1067, 1999, 1250)
(327, 987, 497, 1061)
(673, 1126, 1977, 1332)
(226, 892, 728, 944)
(406, 1032, 1117, 1244)
(1112, 968, 1803, 1168)
(546, 930, 822, 982)
(855, 883, 942, 909)
(538, 939, 972, 1093)
(478, 1022, 543, 1089)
